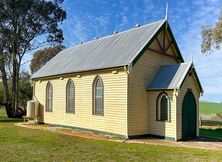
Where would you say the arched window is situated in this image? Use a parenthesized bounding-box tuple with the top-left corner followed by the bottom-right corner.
(46, 82, 53, 112)
(156, 92, 170, 121)
(93, 76, 104, 115)
(66, 80, 75, 113)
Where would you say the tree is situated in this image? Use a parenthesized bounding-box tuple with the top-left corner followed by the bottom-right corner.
(201, 12, 222, 53)
(19, 71, 32, 110)
(0, 84, 4, 105)
(30, 45, 65, 74)
(0, 71, 32, 115)
(0, 71, 32, 107)
(0, 0, 66, 117)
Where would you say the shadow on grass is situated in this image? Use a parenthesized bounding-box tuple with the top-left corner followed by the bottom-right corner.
(190, 137, 222, 143)
(0, 119, 22, 123)
(0, 116, 22, 123)
(198, 128, 222, 141)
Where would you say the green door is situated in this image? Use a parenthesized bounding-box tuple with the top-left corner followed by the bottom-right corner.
(182, 91, 197, 139)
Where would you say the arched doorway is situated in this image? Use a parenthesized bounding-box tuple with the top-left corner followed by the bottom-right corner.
(182, 91, 197, 139)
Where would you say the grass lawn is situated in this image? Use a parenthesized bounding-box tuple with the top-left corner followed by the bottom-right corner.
(200, 101, 222, 115)
(200, 127, 222, 139)
(1, 122, 222, 162)
(0, 108, 221, 161)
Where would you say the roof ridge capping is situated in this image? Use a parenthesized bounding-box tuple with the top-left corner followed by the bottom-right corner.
(64, 19, 167, 50)
(128, 19, 167, 66)
(109, 19, 166, 37)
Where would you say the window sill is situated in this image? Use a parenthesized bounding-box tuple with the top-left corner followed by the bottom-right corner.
(93, 114, 104, 116)
(66, 112, 75, 114)
(156, 120, 171, 123)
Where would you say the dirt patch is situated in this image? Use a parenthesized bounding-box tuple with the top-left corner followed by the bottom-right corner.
(201, 125, 222, 129)
(200, 113, 222, 120)
(15, 123, 124, 142)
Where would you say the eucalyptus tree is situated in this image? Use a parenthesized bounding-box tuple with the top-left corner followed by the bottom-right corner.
(0, 0, 66, 117)
(201, 13, 222, 53)
(30, 45, 65, 74)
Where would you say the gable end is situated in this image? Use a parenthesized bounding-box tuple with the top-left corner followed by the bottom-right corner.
(132, 21, 184, 66)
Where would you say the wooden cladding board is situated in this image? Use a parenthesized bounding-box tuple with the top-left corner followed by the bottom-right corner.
(127, 28, 180, 137)
(33, 26, 200, 139)
(34, 68, 128, 136)
(147, 90, 176, 139)
(177, 74, 200, 140)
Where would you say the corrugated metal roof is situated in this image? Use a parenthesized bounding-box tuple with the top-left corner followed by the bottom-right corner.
(32, 19, 166, 79)
(147, 62, 192, 90)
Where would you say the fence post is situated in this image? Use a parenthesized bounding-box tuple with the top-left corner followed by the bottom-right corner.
(199, 117, 202, 126)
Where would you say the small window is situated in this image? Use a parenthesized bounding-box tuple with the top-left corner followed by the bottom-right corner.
(46, 82, 53, 112)
(156, 92, 170, 121)
(66, 80, 75, 113)
(93, 76, 104, 115)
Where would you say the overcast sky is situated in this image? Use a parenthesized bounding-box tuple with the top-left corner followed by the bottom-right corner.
(24, 0, 222, 102)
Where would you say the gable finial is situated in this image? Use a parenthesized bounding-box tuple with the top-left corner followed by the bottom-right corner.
(165, 0, 168, 29)
(165, 0, 168, 21)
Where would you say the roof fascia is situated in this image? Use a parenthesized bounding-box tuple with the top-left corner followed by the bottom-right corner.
(31, 65, 125, 80)
(192, 67, 204, 93)
(178, 63, 204, 93)
(166, 22, 184, 62)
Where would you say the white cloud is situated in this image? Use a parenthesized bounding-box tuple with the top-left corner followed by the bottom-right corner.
(171, 0, 222, 102)
(58, 0, 222, 102)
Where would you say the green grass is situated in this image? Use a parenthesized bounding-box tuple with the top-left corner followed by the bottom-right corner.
(0, 107, 22, 121)
(0, 111, 222, 161)
(200, 128, 222, 139)
(200, 101, 222, 115)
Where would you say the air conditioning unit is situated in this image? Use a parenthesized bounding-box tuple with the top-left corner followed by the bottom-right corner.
(25, 100, 40, 123)
(27, 100, 35, 118)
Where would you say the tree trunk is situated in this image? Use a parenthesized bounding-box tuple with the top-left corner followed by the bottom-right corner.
(12, 50, 17, 116)
(15, 58, 21, 116)
(0, 55, 13, 117)
(1, 67, 11, 116)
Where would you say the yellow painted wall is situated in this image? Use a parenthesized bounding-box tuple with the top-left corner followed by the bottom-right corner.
(34, 68, 128, 137)
(33, 28, 201, 140)
(128, 29, 179, 136)
(147, 90, 177, 139)
(177, 74, 200, 140)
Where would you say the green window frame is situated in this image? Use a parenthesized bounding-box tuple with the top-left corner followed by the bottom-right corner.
(46, 82, 53, 112)
(66, 79, 75, 113)
(156, 92, 170, 121)
(93, 76, 104, 115)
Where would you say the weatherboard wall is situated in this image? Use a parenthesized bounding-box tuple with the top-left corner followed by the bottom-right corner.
(177, 74, 200, 140)
(32, 24, 201, 140)
(127, 29, 179, 137)
(34, 68, 128, 137)
(147, 90, 177, 139)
